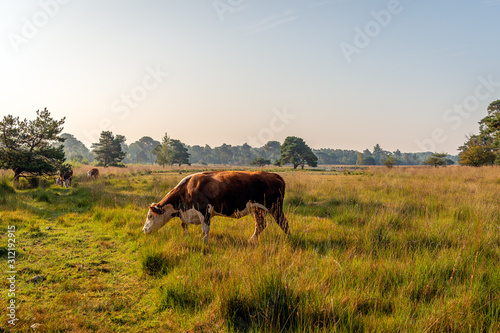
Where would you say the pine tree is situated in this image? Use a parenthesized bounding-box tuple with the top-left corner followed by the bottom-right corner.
(152, 133, 171, 167)
(423, 153, 447, 167)
(91, 131, 126, 167)
(0, 108, 66, 182)
(153, 133, 190, 166)
(169, 139, 190, 166)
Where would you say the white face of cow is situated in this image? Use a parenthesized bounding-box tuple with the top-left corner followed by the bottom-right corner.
(142, 203, 177, 234)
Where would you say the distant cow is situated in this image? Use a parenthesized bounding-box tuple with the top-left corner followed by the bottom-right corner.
(87, 168, 99, 179)
(142, 171, 289, 242)
(57, 169, 73, 188)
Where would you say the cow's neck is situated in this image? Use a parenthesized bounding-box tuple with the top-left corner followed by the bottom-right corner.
(157, 188, 183, 210)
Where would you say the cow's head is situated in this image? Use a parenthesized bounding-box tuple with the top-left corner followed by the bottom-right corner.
(142, 203, 177, 234)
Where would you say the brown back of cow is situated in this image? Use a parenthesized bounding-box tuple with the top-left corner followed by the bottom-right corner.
(59, 169, 73, 187)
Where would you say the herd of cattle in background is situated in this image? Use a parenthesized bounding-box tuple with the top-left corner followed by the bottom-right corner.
(55, 167, 99, 188)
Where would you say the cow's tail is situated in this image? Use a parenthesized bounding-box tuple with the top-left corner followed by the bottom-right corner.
(272, 175, 289, 235)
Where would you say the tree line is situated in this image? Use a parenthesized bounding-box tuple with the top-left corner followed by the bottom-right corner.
(56, 132, 459, 168)
(4, 100, 499, 182)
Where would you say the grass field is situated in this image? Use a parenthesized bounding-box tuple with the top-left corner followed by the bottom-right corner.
(1, 166, 500, 332)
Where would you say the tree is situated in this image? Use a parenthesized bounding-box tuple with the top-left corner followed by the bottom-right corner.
(479, 100, 500, 164)
(459, 144, 495, 166)
(187, 145, 204, 164)
(169, 139, 190, 166)
(55, 133, 94, 163)
(393, 149, 403, 161)
(91, 131, 126, 167)
(363, 156, 376, 165)
(153, 134, 190, 166)
(217, 144, 232, 165)
(0, 108, 66, 182)
(237, 143, 255, 165)
(277, 136, 318, 169)
(153, 133, 171, 167)
(136, 150, 149, 164)
(134, 136, 160, 165)
(444, 158, 455, 165)
(460, 100, 500, 165)
(402, 153, 420, 165)
(423, 153, 447, 167)
(356, 152, 364, 166)
(383, 156, 398, 168)
(262, 141, 281, 161)
(361, 149, 376, 165)
(372, 144, 384, 165)
(250, 157, 271, 167)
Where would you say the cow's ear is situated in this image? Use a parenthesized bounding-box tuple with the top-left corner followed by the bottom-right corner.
(149, 204, 165, 215)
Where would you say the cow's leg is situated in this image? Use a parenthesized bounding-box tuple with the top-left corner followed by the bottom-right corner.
(201, 211, 211, 242)
(249, 207, 267, 242)
(271, 202, 290, 236)
(181, 222, 188, 236)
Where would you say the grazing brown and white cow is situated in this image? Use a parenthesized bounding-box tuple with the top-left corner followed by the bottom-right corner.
(87, 168, 99, 179)
(142, 171, 289, 242)
(58, 169, 73, 188)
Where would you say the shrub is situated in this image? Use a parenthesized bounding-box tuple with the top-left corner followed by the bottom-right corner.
(0, 176, 15, 194)
(13, 177, 30, 190)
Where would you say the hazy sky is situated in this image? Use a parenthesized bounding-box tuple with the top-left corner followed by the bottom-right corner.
(1, 0, 500, 153)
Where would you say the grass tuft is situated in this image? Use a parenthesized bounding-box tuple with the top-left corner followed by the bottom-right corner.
(33, 189, 52, 203)
(142, 249, 178, 276)
(223, 273, 300, 332)
(158, 283, 211, 312)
